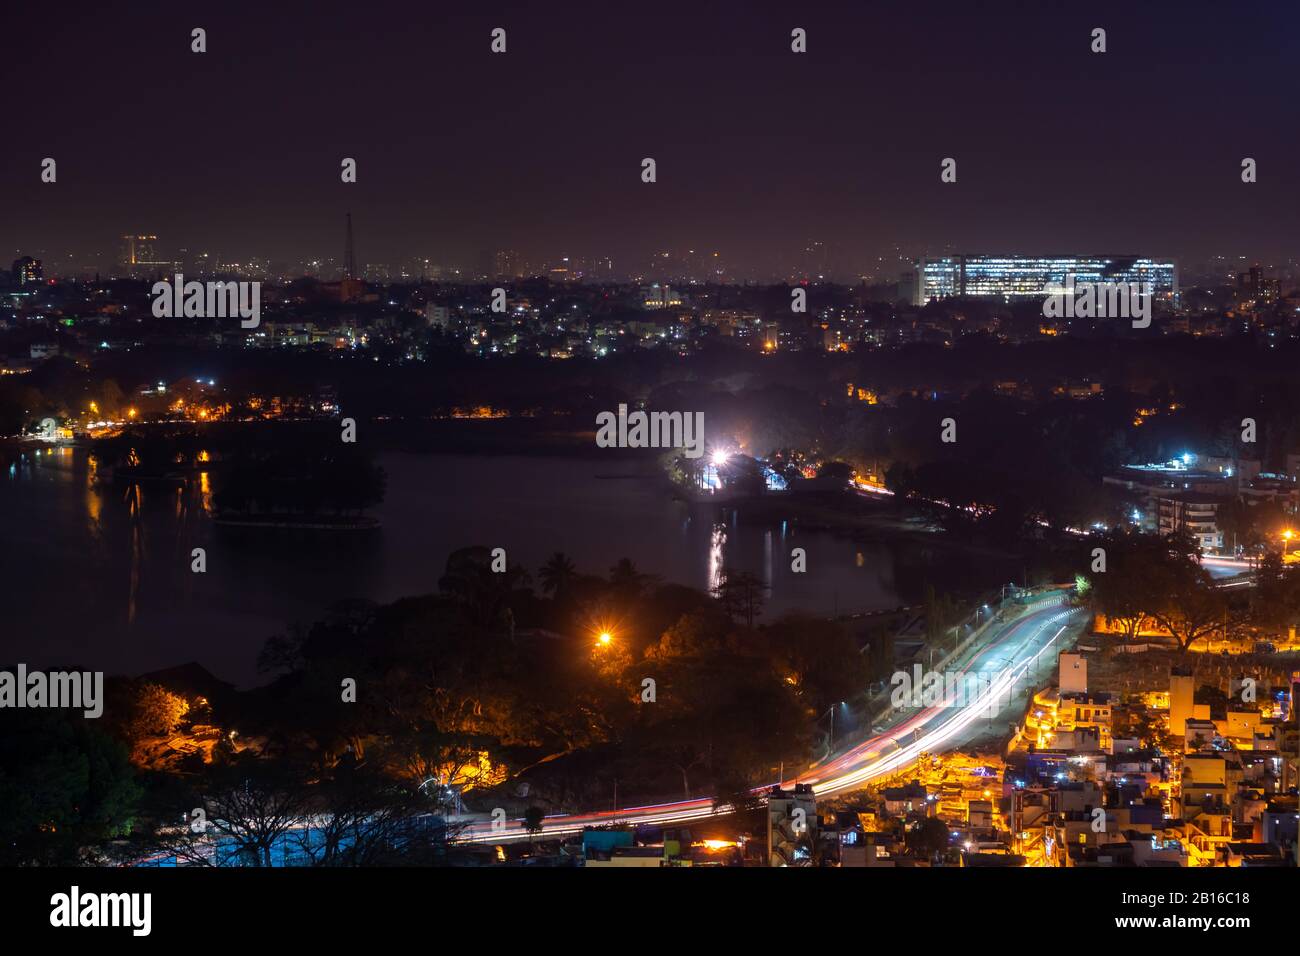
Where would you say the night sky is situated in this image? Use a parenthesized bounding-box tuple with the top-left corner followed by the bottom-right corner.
(2, 0, 1297, 273)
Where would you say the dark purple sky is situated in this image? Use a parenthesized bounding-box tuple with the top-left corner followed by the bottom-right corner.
(2, 0, 1297, 273)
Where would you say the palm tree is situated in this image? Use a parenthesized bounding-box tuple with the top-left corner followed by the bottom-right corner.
(609, 557, 658, 598)
(539, 552, 578, 597)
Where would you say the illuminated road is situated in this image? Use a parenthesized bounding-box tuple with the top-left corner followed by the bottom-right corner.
(462, 594, 1085, 842)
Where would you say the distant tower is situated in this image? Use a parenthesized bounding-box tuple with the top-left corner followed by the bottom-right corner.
(344, 212, 356, 280)
(339, 213, 362, 303)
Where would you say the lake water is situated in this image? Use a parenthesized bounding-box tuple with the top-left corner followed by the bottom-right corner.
(1, 447, 1001, 686)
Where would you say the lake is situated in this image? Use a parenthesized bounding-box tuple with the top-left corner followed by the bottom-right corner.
(1, 446, 1009, 686)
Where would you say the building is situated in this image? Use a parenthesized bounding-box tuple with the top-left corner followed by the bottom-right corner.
(118, 234, 179, 277)
(492, 249, 520, 279)
(1156, 492, 1224, 552)
(1059, 652, 1088, 695)
(1236, 265, 1280, 307)
(767, 784, 817, 866)
(1169, 668, 1208, 737)
(11, 256, 42, 284)
(641, 284, 683, 309)
(1103, 454, 1234, 550)
(424, 303, 451, 329)
(912, 255, 1177, 306)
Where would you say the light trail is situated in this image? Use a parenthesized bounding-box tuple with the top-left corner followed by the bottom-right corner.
(462, 595, 1084, 842)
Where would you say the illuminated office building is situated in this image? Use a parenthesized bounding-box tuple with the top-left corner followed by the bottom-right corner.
(913, 255, 1177, 306)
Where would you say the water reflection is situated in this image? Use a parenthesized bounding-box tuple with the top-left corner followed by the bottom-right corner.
(127, 482, 143, 626)
(708, 523, 726, 593)
(0, 449, 1019, 685)
(85, 455, 102, 528)
(763, 529, 773, 588)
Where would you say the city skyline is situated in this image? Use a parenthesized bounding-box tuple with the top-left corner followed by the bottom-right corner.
(8, 234, 1300, 287)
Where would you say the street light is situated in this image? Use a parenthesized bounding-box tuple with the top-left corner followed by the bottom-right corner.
(821, 702, 846, 757)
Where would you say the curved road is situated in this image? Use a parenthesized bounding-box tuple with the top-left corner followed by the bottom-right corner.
(464, 594, 1085, 842)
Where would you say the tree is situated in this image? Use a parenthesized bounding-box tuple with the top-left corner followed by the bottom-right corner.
(906, 816, 951, 861)
(0, 710, 141, 866)
(711, 774, 763, 815)
(522, 805, 545, 840)
(287, 766, 452, 867)
(539, 552, 577, 597)
(634, 632, 810, 799)
(1086, 532, 1169, 642)
(644, 608, 733, 661)
(123, 682, 191, 739)
(608, 557, 658, 600)
(439, 546, 531, 629)
(763, 613, 868, 714)
(1251, 551, 1300, 636)
(152, 756, 310, 867)
(885, 461, 917, 499)
(712, 568, 769, 628)
(923, 584, 961, 647)
(815, 460, 853, 487)
(1145, 554, 1229, 653)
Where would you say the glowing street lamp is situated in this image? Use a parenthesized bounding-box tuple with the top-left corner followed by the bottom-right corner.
(597, 630, 613, 647)
(1284, 530, 1295, 556)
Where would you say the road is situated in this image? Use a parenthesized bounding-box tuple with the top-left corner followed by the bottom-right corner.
(462, 593, 1086, 842)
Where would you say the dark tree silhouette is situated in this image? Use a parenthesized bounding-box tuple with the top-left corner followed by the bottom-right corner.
(539, 552, 578, 597)
(712, 568, 769, 628)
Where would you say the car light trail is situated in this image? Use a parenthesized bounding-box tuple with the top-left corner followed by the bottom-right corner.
(462, 596, 1083, 842)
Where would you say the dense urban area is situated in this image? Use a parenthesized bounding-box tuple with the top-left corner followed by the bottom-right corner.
(3, 242, 1299, 869)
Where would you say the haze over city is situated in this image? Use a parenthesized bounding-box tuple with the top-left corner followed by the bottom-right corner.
(3, 0, 1299, 277)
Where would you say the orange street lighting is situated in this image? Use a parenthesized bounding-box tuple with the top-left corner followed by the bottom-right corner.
(597, 631, 613, 647)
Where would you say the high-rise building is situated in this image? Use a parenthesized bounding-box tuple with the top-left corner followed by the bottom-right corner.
(912, 255, 1178, 306)
(1236, 264, 1280, 306)
(11, 256, 43, 284)
(339, 213, 364, 302)
(118, 234, 179, 277)
(492, 249, 520, 279)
